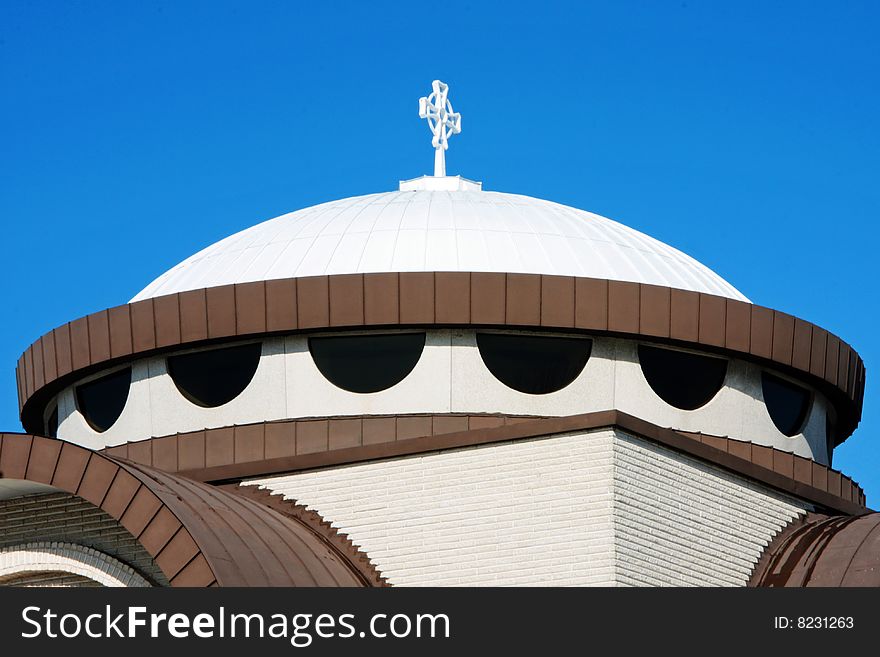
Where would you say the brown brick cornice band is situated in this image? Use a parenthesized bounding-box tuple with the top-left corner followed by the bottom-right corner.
(16, 273, 865, 441)
(100, 411, 867, 516)
(0, 433, 386, 587)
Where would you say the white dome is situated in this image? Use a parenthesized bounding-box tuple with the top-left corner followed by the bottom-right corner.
(131, 189, 748, 302)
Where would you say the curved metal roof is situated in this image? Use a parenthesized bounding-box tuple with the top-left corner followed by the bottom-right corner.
(132, 190, 748, 302)
(0, 433, 386, 587)
(751, 512, 880, 587)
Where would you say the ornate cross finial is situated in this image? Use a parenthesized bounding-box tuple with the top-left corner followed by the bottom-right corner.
(419, 80, 461, 177)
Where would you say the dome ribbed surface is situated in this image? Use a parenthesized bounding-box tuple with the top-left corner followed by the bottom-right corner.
(132, 190, 747, 302)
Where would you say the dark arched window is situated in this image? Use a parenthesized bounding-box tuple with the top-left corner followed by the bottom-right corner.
(638, 345, 727, 410)
(476, 333, 592, 395)
(167, 342, 262, 408)
(75, 367, 131, 432)
(46, 405, 58, 438)
(309, 333, 426, 393)
(762, 371, 811, 437)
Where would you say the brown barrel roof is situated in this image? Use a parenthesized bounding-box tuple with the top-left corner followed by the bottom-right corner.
(14, 273, 865, 444)
(0, 433, 386, 587)
(750, 512, 880, 586)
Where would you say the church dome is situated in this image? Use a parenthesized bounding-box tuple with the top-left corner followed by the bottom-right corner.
(131, 188, 748, 303)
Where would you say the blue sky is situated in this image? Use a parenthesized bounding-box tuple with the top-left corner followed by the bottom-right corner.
(2, 2, 878, 498)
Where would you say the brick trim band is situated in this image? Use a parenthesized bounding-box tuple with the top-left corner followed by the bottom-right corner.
(101, 411, 866, 516)
(0, 433, 386, 587)
(16, 273, 865, 442)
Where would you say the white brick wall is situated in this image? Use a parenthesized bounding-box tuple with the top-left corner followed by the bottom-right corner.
(253, 430, 617, 586)
(612, 433, 809, 586)
(251, 429, 811, 586)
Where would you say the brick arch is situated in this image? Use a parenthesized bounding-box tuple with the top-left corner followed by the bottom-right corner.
(0, 433, 386, 587)
(0, 542, 150, 587)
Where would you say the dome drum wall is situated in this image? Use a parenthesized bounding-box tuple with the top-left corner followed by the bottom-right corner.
(50, 331, 835, 465)
(16, 273, 865, 449)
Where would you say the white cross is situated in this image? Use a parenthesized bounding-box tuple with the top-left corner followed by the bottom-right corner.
(419, 80, 462, 177)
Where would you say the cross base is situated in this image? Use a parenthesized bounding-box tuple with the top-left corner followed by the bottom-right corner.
(398, 175, 483, 192)
(435, 148, 446, 177)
